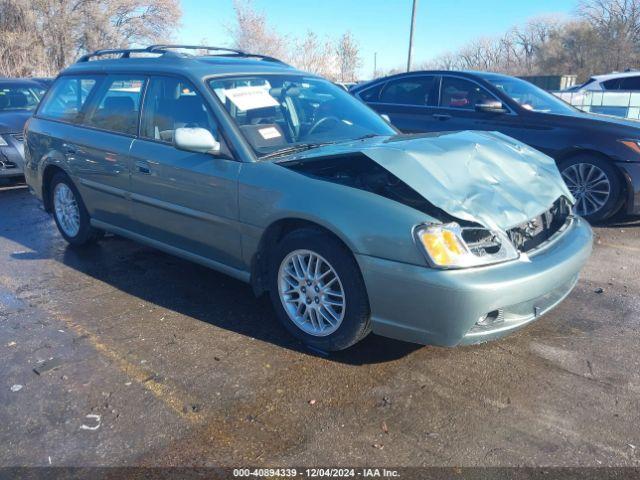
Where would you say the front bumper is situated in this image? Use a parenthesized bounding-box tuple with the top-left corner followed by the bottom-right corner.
(0, 135, 25, 178)
(356, 216, 593, 347)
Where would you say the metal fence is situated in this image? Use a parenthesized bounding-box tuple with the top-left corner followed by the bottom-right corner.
(554, 90, 640, 120)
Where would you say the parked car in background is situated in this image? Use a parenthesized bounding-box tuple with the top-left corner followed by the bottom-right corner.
(352, 71, 640, 222)
(23, 45, 591, 351)
(31, 77, 55, 89)
(572, 71, 640, 92)
(0, 79, 46, 181)
(335, 81, 358, 91)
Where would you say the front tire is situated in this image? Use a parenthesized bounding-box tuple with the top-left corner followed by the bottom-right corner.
(50, 172, 102, 246)
(268, 228, 371, 351)
(559, 155, 623, 222)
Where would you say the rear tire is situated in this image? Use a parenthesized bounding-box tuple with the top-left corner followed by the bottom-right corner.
(50, 172, 103, 246)
(559, 155, 623, 222)
(268, 228, 371, 351)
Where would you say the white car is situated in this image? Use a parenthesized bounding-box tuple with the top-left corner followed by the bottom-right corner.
(570, 71, 640, 92)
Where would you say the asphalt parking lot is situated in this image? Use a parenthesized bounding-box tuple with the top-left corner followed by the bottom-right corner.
(1, 182, 640, 468)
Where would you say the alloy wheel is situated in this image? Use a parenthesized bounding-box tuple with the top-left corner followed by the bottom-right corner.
(277, 249, 346, 337)
(561, 162, 611, 217)
(53, 183, 80, 237)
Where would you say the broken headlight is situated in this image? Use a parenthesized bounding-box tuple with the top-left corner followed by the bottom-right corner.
(415, 223, 519, 269)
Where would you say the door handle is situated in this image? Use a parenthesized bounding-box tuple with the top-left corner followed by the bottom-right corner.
(135, 161, 151, 174)
(432, 114, 452, 121)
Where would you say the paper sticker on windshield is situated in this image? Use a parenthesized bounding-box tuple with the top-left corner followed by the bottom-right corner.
(258, 126, 282, 139)
(223, 86, 279, 111)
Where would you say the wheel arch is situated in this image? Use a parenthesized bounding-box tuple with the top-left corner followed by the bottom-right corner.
(556, 148, 628, 216)
(42, 164, 69, 212)
(250, 217, 359, 297)
(555, 147, 613, 165)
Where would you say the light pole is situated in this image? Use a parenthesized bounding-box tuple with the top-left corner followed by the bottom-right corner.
(407, 0, 418, 72)
(373, 52, 377, 78)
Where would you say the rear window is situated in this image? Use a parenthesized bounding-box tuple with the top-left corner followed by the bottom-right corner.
(357, 82, 385, 102)
(38, 76, 99, 122)
(0, 84, 44, 112)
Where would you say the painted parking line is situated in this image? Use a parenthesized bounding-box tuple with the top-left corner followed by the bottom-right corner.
(56, 313, 206, 424)
(0, 275, 205, 425)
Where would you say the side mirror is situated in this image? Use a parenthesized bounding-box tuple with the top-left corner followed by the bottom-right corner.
(174, 127, 220, 154)
(380, 114, 391, 123)
(475, 100, 507, 113)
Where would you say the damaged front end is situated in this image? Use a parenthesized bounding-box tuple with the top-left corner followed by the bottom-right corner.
(281, 130, 576, 269)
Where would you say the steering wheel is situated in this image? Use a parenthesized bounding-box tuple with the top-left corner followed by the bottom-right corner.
(307, 116, 341, 137)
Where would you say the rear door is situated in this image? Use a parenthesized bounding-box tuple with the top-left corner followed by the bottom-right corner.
(33, 74, 144, 230)
(128, 75, 243, 268)
(72, 75, 145, 229)
(358, 75, 441, 133)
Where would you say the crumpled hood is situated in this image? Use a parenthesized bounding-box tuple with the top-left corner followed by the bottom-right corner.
(289, 130, 574, 232)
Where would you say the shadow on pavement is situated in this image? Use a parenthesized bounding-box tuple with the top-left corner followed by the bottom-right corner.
(1, 187, 421, 365)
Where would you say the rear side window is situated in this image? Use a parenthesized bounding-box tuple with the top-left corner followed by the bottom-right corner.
(440, 77, 495, 110)
(140, 76, 218, 144)
(38, 76, 99, 122)
(619, 77, 640, 90)
(83, 76, 145, 135)
(602, 78, 621, 90)
(357, 82, 385, 102)
(379, 76, 437, 106)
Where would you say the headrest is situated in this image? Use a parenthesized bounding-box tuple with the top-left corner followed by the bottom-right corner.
(103, 96, 134, 113)
(8, 92, 28, 108)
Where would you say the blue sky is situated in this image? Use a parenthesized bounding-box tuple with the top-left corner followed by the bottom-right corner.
(179, 0, 578, 77)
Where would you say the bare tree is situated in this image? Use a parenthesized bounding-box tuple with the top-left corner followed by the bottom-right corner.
(0, 0, 182, 77)
(335, 31, 361, 82)
(291, 31, 335, 78)
(228, 0, 360, 81)
(227, 0, 290, 61)
(410, 1, 640, 82)
(578, 0, 640, 71)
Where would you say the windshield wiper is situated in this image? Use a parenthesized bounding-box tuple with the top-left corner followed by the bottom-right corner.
(260, 142, 333, 160)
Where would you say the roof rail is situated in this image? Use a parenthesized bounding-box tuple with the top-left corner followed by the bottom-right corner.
(147, 45, 286, 63)
(76, 48, 152, 62)
(76, 45, 286, 64)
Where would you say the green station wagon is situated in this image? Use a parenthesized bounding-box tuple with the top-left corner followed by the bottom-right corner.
(24, 45, 593, 351)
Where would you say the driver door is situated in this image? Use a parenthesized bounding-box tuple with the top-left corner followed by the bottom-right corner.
(429, 75, 521, 136)
(128, 75, 243, 269)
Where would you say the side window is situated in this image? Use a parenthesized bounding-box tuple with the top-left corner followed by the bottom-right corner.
(141, 76, 218, 144)
(602, 78, 621, 90)
(358, 82, 385, 102)
(440, 77, 495, 110)
(38, 76, 99, 122)
(619, 77, 640, 90)
(379, 76, 436, 106)
(84, 76, 145, 135)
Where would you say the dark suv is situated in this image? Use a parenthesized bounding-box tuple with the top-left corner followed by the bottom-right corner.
(352, 71, 640, 222)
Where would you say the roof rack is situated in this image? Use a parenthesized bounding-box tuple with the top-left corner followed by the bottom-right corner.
(76, 48, 153, 62)
(76, 45, 286, 64)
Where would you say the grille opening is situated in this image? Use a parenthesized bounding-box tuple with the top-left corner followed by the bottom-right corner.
(461, 228, 502, 256)
(507, 197, 571, 253)
(0, 159, 17, 169)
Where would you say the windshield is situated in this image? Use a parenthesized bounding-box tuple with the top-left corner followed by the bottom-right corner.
(0, 84, 44, 112)
(482, 75, 576, 115)
(209, 75, 395, 157)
